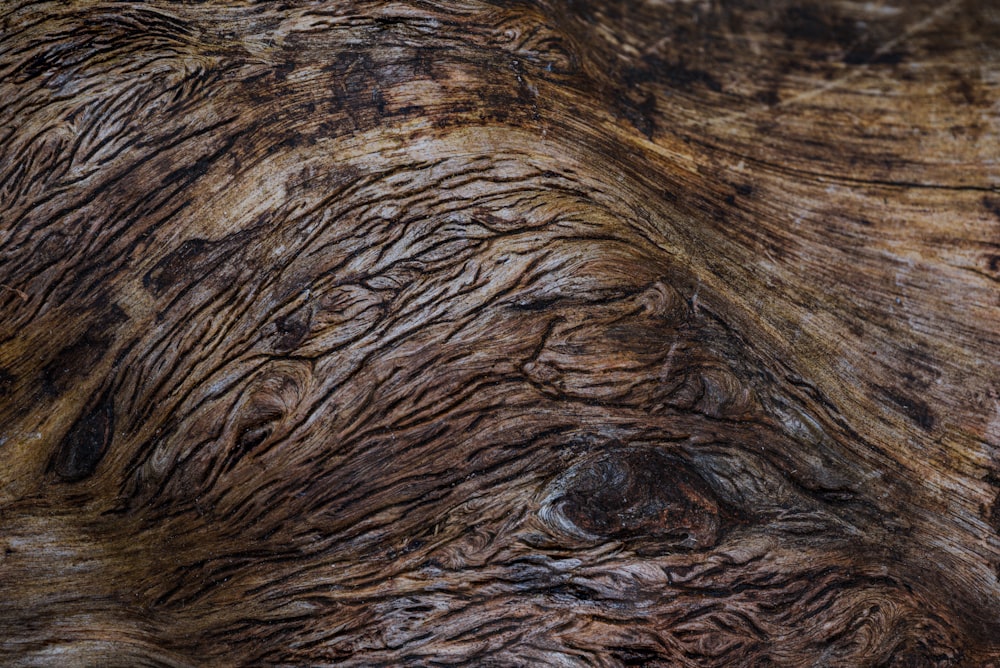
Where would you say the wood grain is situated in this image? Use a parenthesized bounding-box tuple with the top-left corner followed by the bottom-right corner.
(1, 0, 998, 665)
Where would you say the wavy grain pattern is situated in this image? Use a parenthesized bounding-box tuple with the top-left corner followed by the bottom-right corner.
(1, 0, 999, 665)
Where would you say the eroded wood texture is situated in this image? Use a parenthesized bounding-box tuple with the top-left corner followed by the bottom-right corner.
(1, 1, 999, 665)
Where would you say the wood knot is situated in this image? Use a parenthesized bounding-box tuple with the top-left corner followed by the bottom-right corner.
(541, 446, 724, 551)
(219, 361, 312, 474)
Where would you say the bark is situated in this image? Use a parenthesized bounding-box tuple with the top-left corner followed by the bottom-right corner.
(1, 0, 999, 665)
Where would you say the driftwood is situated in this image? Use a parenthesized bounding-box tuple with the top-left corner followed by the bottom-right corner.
(1, 0, 998, 665)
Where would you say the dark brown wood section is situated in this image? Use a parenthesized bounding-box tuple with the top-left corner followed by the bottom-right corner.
(1, 1, 998, 665)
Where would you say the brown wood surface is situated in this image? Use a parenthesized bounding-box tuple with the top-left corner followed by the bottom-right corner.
(1, 1, 999, 665)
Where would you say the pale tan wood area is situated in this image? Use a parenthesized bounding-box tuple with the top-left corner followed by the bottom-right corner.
(1, 1, 998, 665)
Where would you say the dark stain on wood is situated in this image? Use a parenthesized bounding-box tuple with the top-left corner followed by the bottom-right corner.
(881, 386, 937, 431)
(0, 368, 13, 398)
(41, 306, 126, 397)
(1, 0, 999, 665)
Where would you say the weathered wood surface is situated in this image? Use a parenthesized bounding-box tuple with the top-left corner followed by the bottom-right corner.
(1, 0, 999, 665)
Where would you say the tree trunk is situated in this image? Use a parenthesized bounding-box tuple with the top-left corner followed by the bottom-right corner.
(1, 1, 998, 665)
